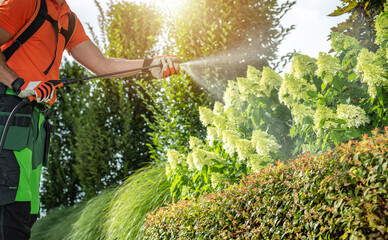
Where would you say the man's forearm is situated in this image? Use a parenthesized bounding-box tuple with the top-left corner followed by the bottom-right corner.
(0, 51, 18, 88)
(95, 58, 145, 78)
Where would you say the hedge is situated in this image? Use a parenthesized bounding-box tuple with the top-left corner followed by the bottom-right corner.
(144, 128, 388, 239)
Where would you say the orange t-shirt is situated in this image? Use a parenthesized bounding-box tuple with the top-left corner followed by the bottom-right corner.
(0, 0, 90, 82)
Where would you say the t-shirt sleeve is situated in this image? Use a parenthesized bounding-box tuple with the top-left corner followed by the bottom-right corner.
(0, 0, 36, 37)
(66, 13, 90, 52)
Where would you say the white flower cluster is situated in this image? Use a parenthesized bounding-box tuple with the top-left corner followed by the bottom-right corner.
(236, 139, 255, 161)
(166, 164, 172, 179)
(313, 105, 338, 131)
(279, 74, 317, 107)
(291, 104, 315, 124)
(375, 8, 388, 45)
(186, 153, 195, 171)
(206, 126, 219, 146)
(223, 81, 240, 110)
(192, 148, 221, 171)
(316, 52, 341, 84)
(211, 172, 226, 188)
(189, 136, 204, 150)
(290, 54, 318, 78)
(331, 33, 360, 53)
(199, 106, 234, 130)
(336, 104, 370, 128)
(221, 130, 241, 156)
(355, 49, 388, 98)
(199, 106, 214, 126)
(248, 154, 272, 173)
(237, 76, 258, 101)
(213, 101, 224, 115)
(260, 67, 283, 97)
(246, 65, 262, 82)
(251, 130, 281, 156)
(167, 149, 186, 170)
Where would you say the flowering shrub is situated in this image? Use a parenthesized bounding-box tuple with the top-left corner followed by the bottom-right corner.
(165, 4, 388, 201)
(166, 66, 294, 200)
(144, 128, 388, 239)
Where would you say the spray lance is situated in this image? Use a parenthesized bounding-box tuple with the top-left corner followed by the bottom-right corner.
(0, 63, 163, 155)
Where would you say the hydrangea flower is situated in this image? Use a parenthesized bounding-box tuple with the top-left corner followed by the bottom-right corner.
(355, 49, 388, 98)
(279, 74, 317, 107)
(260, 66, 283, 97)
(313, 105, 338, 131)
(165, 164, 172, 179)
(223, 81, 240, 110)
(211, 172, 226, 188)
(199, 106, 215, 126)
(336, 104, 370, 128)
(221, 130, 241, 156)
(375, 7, 388, 45)
(192, 148, 220, 171)
(167, 149, 185, 169)
(181, 185, 190, 198)
(236, 139, 255, 162)
(206, 127, 219, 146)
(237, 76, 256, 101)
(290, 54, 317, 78)
(331, 32, 360, 53)
(246, 65, 262, 82)
(213, 101, 224, 115)
(316, 52, 341, 84)
(189, 136, 204, 150)
(248, 154, 272, 173)
(251, 130, 281, 156)
(291, 104, 315, 124)
(213, 115, 234, 130)
(186, 153, 195, 171)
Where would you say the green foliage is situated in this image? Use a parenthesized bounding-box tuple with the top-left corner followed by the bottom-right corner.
(68, 189, 115, 240)
(166, 0, 295, 100)
(103, 1, 161, 59)
(165, 66, 293, 200)
(31, 203, 86, 240)
(286, 31, 388, 154)
(330, 0, 384, 51)
(104, 166, 171, 240)
(41, 59, 90, 210)
(71, 0, 162, 199)
(32, 166, 171, 240)
(144, 128, 388, 239)
(137, 74, 207, 163)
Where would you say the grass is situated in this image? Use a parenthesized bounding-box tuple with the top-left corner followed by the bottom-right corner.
(31, 165, 171, 240)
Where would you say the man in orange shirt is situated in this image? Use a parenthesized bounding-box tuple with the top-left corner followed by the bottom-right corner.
(0, 0, 180, 239)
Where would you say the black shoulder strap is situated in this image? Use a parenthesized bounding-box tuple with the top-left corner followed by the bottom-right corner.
(2, 0, 48, 61)
(60, 12, 76, 49)
(3, 0, 77, 75)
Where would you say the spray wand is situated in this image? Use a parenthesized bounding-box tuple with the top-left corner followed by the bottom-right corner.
(0, 64, 163, 155)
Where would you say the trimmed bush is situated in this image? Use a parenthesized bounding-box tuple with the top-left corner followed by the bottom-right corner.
(144, 128, 388, 239)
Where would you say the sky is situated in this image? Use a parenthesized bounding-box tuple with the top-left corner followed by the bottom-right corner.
(0, 0, 348, 70)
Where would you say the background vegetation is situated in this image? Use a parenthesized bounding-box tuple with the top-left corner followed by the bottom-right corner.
(32, 0, 388, 239)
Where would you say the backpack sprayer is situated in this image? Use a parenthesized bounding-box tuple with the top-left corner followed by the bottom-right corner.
(0, 63, 163, 156)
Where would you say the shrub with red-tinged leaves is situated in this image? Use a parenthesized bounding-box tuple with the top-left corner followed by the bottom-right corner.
(144, 128, 388, 239)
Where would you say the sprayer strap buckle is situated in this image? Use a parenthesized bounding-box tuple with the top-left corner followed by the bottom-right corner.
(33, 102, 52, 118)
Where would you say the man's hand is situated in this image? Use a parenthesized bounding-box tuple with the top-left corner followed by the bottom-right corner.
(11, 78, 56, 103)
(145, 55, 181, 78)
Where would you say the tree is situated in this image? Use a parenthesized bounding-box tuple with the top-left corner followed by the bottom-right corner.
(165, 0, 295, 100)
(72, 0, 162, 198)
(40, 59, 90, 210)
(330, 0, 385, 51)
